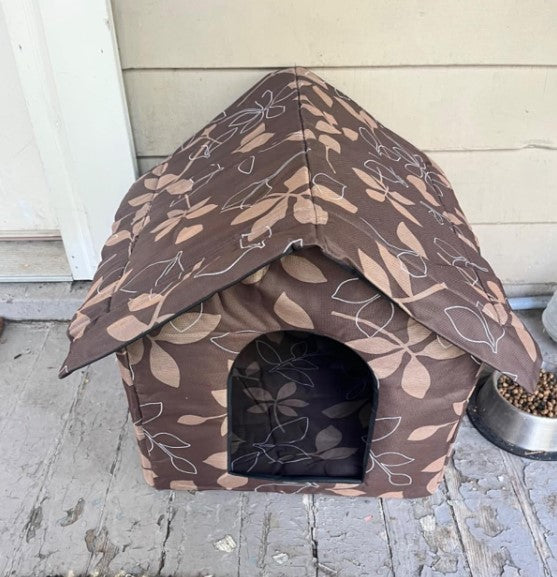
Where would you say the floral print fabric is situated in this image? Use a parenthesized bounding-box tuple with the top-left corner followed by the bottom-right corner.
(60, 66, 540, 389)
(116, 247, 480, 497)
(59, 66, 542, 497)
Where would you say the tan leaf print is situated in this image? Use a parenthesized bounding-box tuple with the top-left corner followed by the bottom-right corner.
(149, 339, 181, 388)
(248, 197, 288, 240)
(401, 356, 431, 399)
(377, 491, 404, 499)
(145, 173, 179, 191)
(231, 198, 280, 225)
(166, 179, 193, 195)
(407, 422, 455, 441)
(406, 318, 433, 345)
(446, 421, 459, 442)
(178, 414, 209, 425)
(397, 222, 426, 257)
(312, 183, 357, 213)
(377, 242, 412, 296)
(280, 254, 327, 283)
(419, 337, 465, 360)
(217, 473, 249, 489)
(358, 249, 391, 295)
(293, 195, 316, 224)
(176, 224, 203, 244)
(151, 162, 168, 177)
(452, 400, 466, 415)
(204, 452, 228, 470)
(315, 120, 341, 134)
(370, 350, 405, 379)
(237, 132, 274, 153)
(342, 127, 358, 141)
(426, 471, 444, 494)
(273, 292, 314, 329)
(347, 336, 400, 356)
(327, 488, 367, 497)
(284, 166, 310, 193)
(211, 389, 227, 407)
(170, 479, 197, 490)
(107, 316, 150, 342)
(422, 456, 446, 473)
(157, 312, 221, 344)
(68, 311, 91, 340)
(128, 192, 155, 206)
(186, 203, 218, 219)
(235, 122, 265, 148)
(407, 174, 440, 206)
(313, 85, 333, 107)
(318, 134, 341, 169)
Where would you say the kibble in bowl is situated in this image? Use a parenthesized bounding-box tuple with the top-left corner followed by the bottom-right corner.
(497, 369, 557, 418)
(468, 363, 557, 459)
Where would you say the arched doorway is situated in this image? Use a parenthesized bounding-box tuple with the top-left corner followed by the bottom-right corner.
(228, 330, 378, 483)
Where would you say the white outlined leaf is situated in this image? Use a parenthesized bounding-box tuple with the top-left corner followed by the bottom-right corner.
(255, 339, 282, 365)
(372, 417, 401, 442)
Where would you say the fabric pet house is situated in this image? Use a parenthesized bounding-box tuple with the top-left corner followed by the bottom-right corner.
(60, 67, 541, 498)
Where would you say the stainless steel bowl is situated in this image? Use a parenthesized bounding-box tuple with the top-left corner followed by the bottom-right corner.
(467, 362, 557, 460)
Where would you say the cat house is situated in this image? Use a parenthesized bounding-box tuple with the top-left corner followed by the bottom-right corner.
(59, 67, 540, 498)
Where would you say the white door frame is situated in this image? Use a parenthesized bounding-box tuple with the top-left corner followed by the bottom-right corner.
(1, 0, 136, 279)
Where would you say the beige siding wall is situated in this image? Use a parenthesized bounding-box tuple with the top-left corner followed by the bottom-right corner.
(112, 0, 557, 294)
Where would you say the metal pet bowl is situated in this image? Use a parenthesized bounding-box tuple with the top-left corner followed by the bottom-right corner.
(468, 362, 557, 460)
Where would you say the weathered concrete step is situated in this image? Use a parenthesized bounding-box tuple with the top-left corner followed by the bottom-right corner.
(0, 281, 90, 321)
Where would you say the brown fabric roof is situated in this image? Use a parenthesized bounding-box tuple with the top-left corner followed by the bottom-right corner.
(59, 67, 541, 390)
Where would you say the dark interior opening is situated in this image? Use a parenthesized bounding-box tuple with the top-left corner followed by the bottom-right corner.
(228, 330, 378, 483)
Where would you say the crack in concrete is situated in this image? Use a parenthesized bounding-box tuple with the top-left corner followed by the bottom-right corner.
(304, 494, 319, 577)
(6, 360, 90, 574)
(24, 503, 44, 543)
(84, 412, 130, 576)
(377, 498, 396, 577)
(155, 491, 176, 576)
(236, 491, 247, 577)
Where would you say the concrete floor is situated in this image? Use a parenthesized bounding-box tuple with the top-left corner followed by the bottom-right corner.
(0, 310, 556, 577)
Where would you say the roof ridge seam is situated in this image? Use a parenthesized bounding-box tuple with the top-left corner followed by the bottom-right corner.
(293, 67, 320, 244)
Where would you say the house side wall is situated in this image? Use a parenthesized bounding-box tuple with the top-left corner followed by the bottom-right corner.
(119, 248, 479, 498)
(111, 0, 557, 295)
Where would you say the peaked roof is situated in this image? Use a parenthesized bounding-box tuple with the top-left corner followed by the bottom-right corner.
(60, 67, 541, 390)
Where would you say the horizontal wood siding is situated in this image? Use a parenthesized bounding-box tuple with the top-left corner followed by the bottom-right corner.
(123, 68, 557, 155)
(112, 0, 557, 68)
(112, 1, 557, 291)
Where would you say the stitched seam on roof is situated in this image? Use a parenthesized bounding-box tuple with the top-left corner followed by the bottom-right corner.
(79, 69, 301, 335)
(293, 67, 319, 241)
(99, 182, 162, 322)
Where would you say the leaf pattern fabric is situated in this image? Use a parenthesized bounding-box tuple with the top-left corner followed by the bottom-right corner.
(114, 247, 482, 498)
(61, 67, 542, 498)
(60, 66, 540, 389)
